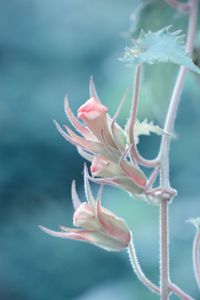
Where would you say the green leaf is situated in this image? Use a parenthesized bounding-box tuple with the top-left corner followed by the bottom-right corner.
(125, 118, 167, 144)
(121, 26, 200, 74)
(134, 118, 164, 136)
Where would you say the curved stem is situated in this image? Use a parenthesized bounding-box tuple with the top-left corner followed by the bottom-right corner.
(130, 143, 160, 168)
(129, 65, 160, 168)
(158, 1, 198, 299)
(169, 283, 194, 300)
(193, 230, 200, 289)
(128, 240, 160, 294)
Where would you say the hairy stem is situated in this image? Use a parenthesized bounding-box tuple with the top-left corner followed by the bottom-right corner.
(129, 65, 160, 168)
(169, 283, 194, 300)
(193, 230, 200, 289)
(129, 65, 141, 146)
(160, 200, 169, 300)
(159, 1, 198, 299)
(128, 240, 160, 294)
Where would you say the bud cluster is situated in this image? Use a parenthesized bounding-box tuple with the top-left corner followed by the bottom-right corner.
(55, 77, 147, 198)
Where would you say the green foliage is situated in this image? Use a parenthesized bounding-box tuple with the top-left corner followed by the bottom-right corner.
(121, 26, 200, 74)
(125, 118, 165, 144)
(134, 118, 164, 136)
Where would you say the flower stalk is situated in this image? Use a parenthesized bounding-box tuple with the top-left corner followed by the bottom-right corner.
(128, 240, 160, 294)
(193, 230, 200, 289)
(158, 1, 198, 299)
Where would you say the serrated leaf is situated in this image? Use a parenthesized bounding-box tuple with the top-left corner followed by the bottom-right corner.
(125, 118, 165, 144)
(134, 119, 164, 137)
(121, 26, 200, 74)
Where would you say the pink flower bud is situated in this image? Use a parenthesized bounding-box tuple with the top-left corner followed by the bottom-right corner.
(77, 97, 115, 147)
(77, 97, 108, 121)
(73, 202, 101, 230)
(90, 155, 119, 177)
(39, 169, 131, 251)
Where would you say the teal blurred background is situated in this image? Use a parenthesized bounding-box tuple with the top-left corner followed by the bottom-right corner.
(1, 0, 200, 299)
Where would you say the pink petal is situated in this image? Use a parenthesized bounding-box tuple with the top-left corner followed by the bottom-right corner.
(77, 147, 94, 162)
(89, 76, 101, 103)
(110, 122, 125, 152)
(120, 159, 146, 187)
(39, 225, 94, 242)
(119, 149, 147, 187)
(100, 129, 118, 157)
(65, 125, 102, 152)
(87, 171, 119, 187)
(64, 96, 90, 136)
(71, 180, 82, 210)
(77, 97, 108, 120)
(54, 120, 101, 153)
(96, 194, 130, 245)
(84, 164, 96, 207)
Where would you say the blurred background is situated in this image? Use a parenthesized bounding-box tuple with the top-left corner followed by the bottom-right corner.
(0, 0, 200, 299)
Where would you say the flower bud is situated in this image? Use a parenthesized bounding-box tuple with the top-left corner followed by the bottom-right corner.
(39, 168, 131, 251)
(77, 97, 115, 147)
(90, 155, 119, 178)
(73, 202, 100, 230)
(77, 97, 108, 121)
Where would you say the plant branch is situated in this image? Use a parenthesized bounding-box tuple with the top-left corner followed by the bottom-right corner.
(160, 0, 198, 171)
(169, 283, 194, 300)
(160, 200, 169, 300)
(130, 143, 160, 168)
(158, 1, 198, 299)
(128, 240, 160, 294)
(129, 65, 141, 162)
(129, 66, 160, 168)
(193, 230, 200, 289)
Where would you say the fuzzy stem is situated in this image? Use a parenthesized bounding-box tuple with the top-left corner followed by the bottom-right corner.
(169, 283, 194, 300)
(129, 65, 160, 168)
(193, 230, 200, 289)
(158, 1, 198, 299)
(160, 200, 169, 300)
(129, 64, 141, 148)
(128, 240, 160, 294)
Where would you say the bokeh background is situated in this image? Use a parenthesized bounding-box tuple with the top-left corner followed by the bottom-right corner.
(1, 0, 200, 299)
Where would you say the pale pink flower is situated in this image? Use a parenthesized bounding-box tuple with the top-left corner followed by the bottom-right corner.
(54, 77, 147, 197)
(39, 166, 131, 251)
(77, 97, 108, 121)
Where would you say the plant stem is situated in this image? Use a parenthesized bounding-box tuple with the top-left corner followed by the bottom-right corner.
(159, 200, 169, 300)
(128, 240, 160, 294)
(159, 1, 198, 299)
(193, 230, 200, 289)
(129, 64, 141, 148)
(169, 283, 194, 300)
(129, 65, 160, 168)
